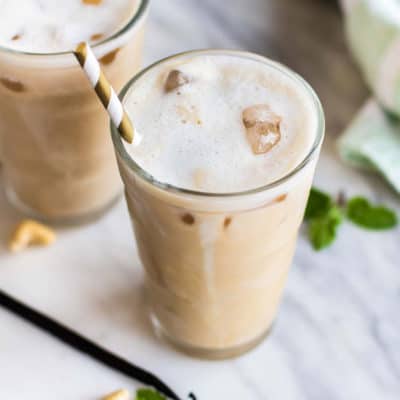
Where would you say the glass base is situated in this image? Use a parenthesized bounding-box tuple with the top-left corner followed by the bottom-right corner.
(4, 185, 122, 226)
(150, 313, 273, 360)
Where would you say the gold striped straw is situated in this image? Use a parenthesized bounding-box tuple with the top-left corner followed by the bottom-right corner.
(74, 42, 134, 144)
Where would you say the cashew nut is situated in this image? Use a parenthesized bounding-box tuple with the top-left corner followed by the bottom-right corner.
(102, 389, 131, 400)
(82, 0, 102, 5)
(9, 220, 56, 252)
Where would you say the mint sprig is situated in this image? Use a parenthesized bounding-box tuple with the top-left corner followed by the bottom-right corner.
(308, 206, 343, 250)
(304, 188, 398, 251)
(347, 197, 398, 229)
(136, 389, 166, 400)
(304, 188, 332, 220)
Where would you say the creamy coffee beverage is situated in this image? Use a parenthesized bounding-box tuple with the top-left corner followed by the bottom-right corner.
(0, 0, 148, 222)
(113, 50, 324, 358)
(0, 0, 139, 53)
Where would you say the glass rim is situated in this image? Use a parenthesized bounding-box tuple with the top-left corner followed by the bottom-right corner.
(0, 0, 149, 57)
(111, 49, 325, 199)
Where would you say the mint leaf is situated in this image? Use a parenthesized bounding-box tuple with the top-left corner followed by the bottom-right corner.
(308, 206, 343, 250)
(347, 197, 398, 230)
(136, 389, 166, 400)
(305, 188, 332, 220)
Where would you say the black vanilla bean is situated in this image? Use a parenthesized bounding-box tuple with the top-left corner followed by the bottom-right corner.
(0, 289, 181, 400)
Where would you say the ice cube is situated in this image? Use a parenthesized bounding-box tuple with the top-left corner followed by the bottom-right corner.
(0, 77, 25, 92)
(165, 70, 190, 93)
(242, 104, 281, 154)
(90, 33, 104, 42)
(100, 48, 120, 65)
(181, 213, 195, 225)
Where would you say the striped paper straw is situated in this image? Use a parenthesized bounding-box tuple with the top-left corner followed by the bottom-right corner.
(74, 42, 134, 144)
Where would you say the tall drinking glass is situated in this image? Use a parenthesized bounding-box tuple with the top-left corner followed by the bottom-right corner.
(112, 50, 325, 359)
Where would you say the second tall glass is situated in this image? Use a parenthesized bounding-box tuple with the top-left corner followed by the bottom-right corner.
(0, 0, 149, 223)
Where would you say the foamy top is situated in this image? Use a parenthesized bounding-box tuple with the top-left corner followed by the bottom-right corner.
(123, 53, 318, 193)
(0, 0, 139, 53)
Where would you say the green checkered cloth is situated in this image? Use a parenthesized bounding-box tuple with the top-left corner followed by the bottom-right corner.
(338, 0, 400, 193)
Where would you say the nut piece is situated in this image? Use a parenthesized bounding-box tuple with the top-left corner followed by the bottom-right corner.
(82, 0, 102, 5)
(9, 220, 56, 253)
(242, 104, 281, 154)
(102, 389, 130, 400)
(165, 70, 190, 93)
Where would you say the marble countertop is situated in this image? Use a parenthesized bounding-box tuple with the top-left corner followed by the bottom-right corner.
(1, 0, 399, 399)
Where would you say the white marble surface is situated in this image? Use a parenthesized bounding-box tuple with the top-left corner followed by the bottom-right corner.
(1, 1, 400, 399)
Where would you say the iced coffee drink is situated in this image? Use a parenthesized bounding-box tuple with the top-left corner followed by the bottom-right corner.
(112, 50, 324, 358)
(0, 0, 148, 222)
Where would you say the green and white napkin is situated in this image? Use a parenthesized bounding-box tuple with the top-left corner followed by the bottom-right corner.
(338, 0, 400, 193)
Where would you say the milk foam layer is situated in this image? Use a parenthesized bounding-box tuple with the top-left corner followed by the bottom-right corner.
(123, 53, 318, 193)
(0, 0, 139, 53)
